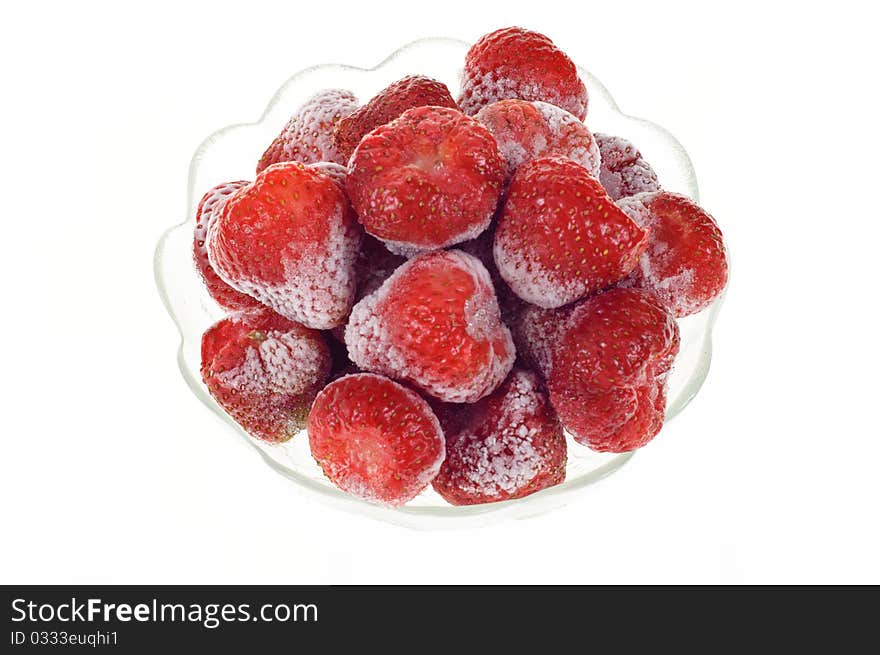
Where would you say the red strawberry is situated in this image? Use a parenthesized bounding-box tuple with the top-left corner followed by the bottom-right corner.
(432, 368, 566, 505)
(256, 89, 359, 173)
(192, 181, 262, 311)
(333, 75, 458, 161)
(208, 162, 361, 330)
(595, 133, 661, 201)
(493, 156, 649, 309)
(346, 105, 504, 255)
(617, 191, 729, 317)
(546, 288, 680, 452)
(201, 308, 331, 442)
(475, 99, 600, 180)
(459, 27, 588, 120)
(345, 249, 515, 403)
(308, 373, 445, 506)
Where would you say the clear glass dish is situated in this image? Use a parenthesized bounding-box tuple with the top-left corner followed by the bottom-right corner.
(154, 37, 724, 529)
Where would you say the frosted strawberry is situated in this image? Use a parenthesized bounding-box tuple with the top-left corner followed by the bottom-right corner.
(257, 89, 358, 172)
(345, 249, 515, 403)
(494, 156, 649, 309)
(346, 106, 504, 255)
(192, 180, 262, 311)
(308, 373, 445, 506)
(546, 288, 679, 452)
(433, 369, 566, 505)
(333, 75, 458, 161)
(459, 27, 588, 120)
(200, 308, 331, 442)
(194, 167, 346, 318)
(208, 162, 361, 330)
(617, 191, 728, 317)
(595, 133, 661, 201)
(475, 99, 600, 180)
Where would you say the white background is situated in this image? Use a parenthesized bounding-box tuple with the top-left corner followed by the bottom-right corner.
(1, 1, 878, 584)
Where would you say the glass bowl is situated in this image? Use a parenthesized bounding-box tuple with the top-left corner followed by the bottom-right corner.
(154, 37, 724, 529)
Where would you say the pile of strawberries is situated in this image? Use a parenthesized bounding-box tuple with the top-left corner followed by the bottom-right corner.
(195, 27, 728, 507)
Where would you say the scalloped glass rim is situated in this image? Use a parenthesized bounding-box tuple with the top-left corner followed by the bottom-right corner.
(154, 37, 725, 530)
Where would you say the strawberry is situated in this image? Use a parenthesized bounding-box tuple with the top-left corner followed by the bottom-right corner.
(459, 27, 588, 120)
(475, 99, 600, 180)
(333, 75, 458, 161)
(256, 89, 358, 173)
(432, 368, 566, 505)
(595, 133, 661, 201)
(546, 288, 679, 452)
(200, 308, 331, 442)
(346, 105, 504, 255)
(192, 180, 262, 311)
(617, 191, 728, 317)
(493, 156, 649, 309)
(308, 373, 445, 506)
(208, 162, 361, 330)
(345, 249, 515, 403)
